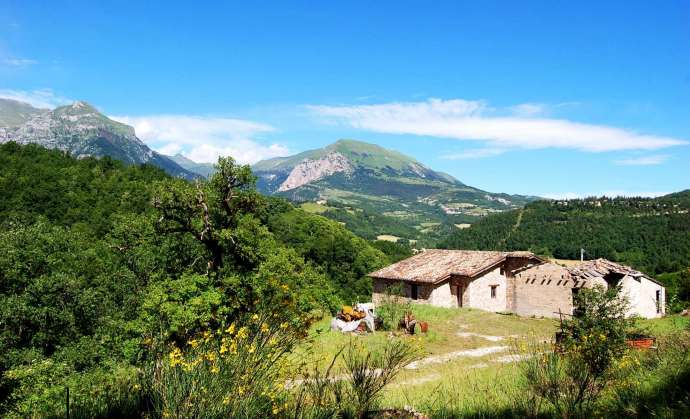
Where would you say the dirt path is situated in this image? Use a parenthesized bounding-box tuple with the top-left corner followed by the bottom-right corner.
(456, 332, 518, 342)
(405, 346, 508, 370)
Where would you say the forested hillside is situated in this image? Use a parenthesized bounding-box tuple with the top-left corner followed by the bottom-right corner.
(252, 139, 537, 242)
(0, 142, 389, 416)
(440, 194, 690, 309)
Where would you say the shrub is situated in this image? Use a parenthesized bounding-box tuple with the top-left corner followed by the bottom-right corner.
(148, 312, 302, 418)
(605, 328, 690, 416)
(376, 283, 411, 331)
(520, 285, 635, 417)
(292, 340, 418, 418)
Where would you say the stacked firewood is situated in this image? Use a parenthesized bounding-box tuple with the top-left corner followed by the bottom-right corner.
(336, 305, 367, 322)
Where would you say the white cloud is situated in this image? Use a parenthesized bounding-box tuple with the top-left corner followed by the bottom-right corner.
(442, 148, 507, 160)
(614, 154, 669, 166)
(308, 98, 687, 152)
(111, 115, 288, 164)
(156, 142, 183, 156)
(509, 103, 545, 116)
(0, 88, 71, 109)
(542, 191, 670, 200)
(2, 58, 37, 67)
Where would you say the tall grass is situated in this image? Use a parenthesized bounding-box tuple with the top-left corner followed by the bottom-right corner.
(292, 340, 419, 418)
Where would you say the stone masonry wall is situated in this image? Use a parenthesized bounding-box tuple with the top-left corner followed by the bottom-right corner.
(466, 267, 507, 312)
(514, 263, 574, 318)
(620, 276, 665, 318)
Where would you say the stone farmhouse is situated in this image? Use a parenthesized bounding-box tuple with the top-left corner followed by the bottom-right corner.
(369, 249, 665, 319)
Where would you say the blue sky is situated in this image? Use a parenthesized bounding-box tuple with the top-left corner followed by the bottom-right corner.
(1, 1, 689, 197)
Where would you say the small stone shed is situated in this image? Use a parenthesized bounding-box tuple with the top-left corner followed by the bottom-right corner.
(369, 249, 543, 312)
(514, 259, 665, 319)
(370, 250, 665, 319)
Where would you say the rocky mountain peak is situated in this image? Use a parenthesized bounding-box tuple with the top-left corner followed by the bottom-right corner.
(278, 151, 353, 191)
(0, 98, 196, 179)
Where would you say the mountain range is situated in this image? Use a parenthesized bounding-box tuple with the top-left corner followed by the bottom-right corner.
(0, 97, 537, 242)
(251, 139, 536, 224)
(0, 98, 196, 179)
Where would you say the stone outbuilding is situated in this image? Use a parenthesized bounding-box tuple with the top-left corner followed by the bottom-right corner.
(370, 250, 665, 319)
(369, 249, 543, 312)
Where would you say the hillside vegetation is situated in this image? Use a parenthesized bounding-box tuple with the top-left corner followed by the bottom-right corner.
(0, 142, 389, 416)
(253, 139, 537, 243)
(440, 194, 690, 309)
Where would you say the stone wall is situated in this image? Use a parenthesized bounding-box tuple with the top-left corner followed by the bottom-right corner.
(372, 278, 435, 306)
(466, 267, 507, 312)
(514, 263, 574, 318)
(620, 276, 665, 318)
(428, 280, 457, 308)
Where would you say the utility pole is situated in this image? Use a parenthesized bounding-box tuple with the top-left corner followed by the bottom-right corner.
(580, 248, 585, 262)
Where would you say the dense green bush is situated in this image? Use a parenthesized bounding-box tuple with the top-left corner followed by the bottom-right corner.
(0, 143, 389, 417)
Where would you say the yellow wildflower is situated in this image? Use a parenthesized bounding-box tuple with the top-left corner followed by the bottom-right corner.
(188, 338, 199, 348)
(261, 323, 270, 333)
(222, 395, 230, 405)
(281, 284, 289, 291)
(210, 365, 220, 374)
(238, 385, 247, 396)
(236, 326, 249, 340)
(280, 322, 288, 329)
(169, 347, 183, 367)
(252, 314, 259, 321)
(225, 323, 236, 335)
(248, 346, 255, 354)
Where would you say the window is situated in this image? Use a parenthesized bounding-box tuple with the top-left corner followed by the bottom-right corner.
(656, 290, 662, 313)
(411, 284, 418, 300)
(490, 285, 498, 299)
(500, 267, 505, 276)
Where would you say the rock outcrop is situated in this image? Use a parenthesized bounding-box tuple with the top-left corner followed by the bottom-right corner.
(278, 151, 353, 191)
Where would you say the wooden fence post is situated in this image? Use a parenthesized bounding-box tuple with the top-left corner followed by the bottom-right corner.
(66, 386, 70, 419)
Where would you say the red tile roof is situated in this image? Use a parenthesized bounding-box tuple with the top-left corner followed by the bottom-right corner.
(369, 249, 540, 284)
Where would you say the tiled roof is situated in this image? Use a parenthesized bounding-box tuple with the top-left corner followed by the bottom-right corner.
(516, 258, 663, 287)
(567, 258, 659, 284)
(369, 249, 539, 284)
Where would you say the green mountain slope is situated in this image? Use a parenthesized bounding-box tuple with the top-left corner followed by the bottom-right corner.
(440, 191, 690, 275)
(253, 139, 537, 242)
(0, 98, 46, 127)
(168, 153, 216, 177)
(0, 98, 197, 179)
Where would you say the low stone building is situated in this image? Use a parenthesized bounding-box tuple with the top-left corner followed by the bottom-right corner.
(513, 259, 666, 318)
(369, 249, 543, 312)
(370, 250, 665, 319)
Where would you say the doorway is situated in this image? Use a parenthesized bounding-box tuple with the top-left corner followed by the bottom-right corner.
(456, 284, 464, 307)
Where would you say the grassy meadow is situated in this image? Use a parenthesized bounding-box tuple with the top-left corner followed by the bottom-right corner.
(296, 306, 690, 416)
